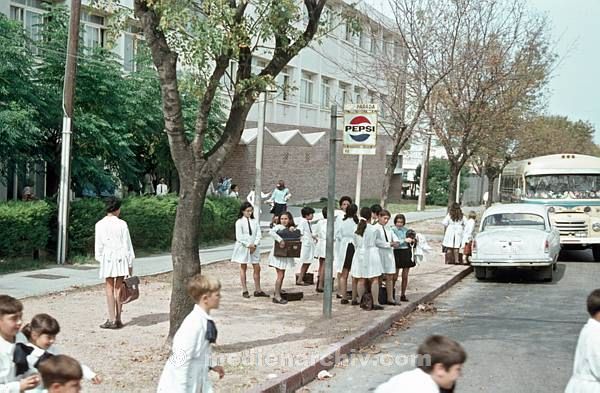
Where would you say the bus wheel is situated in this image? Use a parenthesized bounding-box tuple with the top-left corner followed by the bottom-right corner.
(593, 246, 600, 262)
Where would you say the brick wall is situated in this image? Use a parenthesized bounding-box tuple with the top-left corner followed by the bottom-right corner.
(221, 122, 398, 203)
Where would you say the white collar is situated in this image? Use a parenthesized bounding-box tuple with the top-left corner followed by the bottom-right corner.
(0, 335, 15, 355)
(193, 304, 213, 321)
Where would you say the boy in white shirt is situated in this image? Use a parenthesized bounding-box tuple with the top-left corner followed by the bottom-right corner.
(565, 288, 600, 393)
(157, 275, 224, 393)
(0, 295, 39, 393)
(375, 335, 466, 393)
(37, 355, 83, 393)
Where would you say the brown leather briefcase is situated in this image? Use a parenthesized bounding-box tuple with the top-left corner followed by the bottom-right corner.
(274, 240, 302, 258)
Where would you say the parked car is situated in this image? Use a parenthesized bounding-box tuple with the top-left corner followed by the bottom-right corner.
(471, 203, 561, 281)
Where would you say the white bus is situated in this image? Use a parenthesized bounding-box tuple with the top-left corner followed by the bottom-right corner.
(500, 154, 600, 261)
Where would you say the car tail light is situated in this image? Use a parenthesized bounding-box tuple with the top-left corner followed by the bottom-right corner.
(544, 240, 549, 253)
(472, 240, 477, 253)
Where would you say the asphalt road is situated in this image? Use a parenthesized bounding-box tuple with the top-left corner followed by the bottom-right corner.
(304, 249, 599, 393)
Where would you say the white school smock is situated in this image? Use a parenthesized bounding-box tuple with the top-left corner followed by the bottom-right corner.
(350, 223, 386, 279)
(375, 224, 398, 274)
(267, 225, 296, 270)
(334, 216, 357, 273)
(157, 305, 214, 393)
(442, 214, 467, 249)
(20, 342, 97, 393)
(565, 318, 600, 393)
(95, 215, 135, 278)
(0, 336, 20, 393)
(297, 218, 316, 263)
(231, 217, 262, 264)
(313, 219, 327, 259)
(375, 368, 439, 393)
(462, 218, 476, 246)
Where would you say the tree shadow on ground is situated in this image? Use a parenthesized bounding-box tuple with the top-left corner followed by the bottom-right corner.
(127, 313, 170, 327)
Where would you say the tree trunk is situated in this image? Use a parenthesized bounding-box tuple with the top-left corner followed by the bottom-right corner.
(380, 131, 406, 208)
(485, 173, 497, 208)
(447, 163, 461, 208)
(167, 172, 209, 337)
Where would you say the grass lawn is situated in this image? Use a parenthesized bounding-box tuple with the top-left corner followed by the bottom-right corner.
(305, 198, 445, 213)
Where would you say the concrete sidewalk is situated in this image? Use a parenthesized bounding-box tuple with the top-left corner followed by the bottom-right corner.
(0, 208, 449, 300)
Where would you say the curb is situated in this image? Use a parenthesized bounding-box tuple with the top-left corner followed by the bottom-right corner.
(245, 266, 473, 393)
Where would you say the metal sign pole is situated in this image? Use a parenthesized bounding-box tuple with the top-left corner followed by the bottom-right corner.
(323, 104, 338, 319)
(355, 154, 363, 208)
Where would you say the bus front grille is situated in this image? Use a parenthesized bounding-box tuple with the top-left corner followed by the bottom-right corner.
(554, 220, 588, 236)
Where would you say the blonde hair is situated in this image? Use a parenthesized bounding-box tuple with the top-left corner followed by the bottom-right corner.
(187, 274, 221, 302)
(468, 211, 477, 220)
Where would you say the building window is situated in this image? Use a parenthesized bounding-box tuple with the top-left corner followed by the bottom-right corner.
(123, 25, 141, 72)
(9, 0, 44, 54)
(354, 87, 363, 104)
(345, 22, 353, 42)
(81, 11, 106, 50)
(321, 77, 331, 108)
(252, 58, 268, 76)
(300, 71, 314, 105)
(359, 28, 369, 50)
(280, 67, 293, 102)
(370, 28, 379, 54)
(339, 83, 350, 108)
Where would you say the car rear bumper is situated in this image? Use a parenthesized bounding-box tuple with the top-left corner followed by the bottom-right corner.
(471, 258, 553, 267)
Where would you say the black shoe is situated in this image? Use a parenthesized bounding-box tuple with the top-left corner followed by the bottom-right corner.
(372, 305, 385, 311)
(316, 288, 324, 293)
(351, 300, 359, 306)
(242, 291, 250, 299)
(341, 299, 349, 305)
(254, 291, 270, 298)
(400, 295, 408, 302)
(336, 294, 343, 299)
(114, 320, 124, 329)
(272, 297, 288, 305)
(386, 302, 399, 306)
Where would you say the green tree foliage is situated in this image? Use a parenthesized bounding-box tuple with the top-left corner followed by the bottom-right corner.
(417, 158, 468, 206)
(515, 115, 600, 159)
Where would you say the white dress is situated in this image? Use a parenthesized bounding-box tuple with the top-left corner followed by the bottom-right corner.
(334, 216, 358, 273)
(442, 214, 467, 249)
(350, 223, 386, 279)
(313, 219, 327, 259)
(157, 305, 214, 393)
(231, 217, 262, 264)
(565, 318, 600, 393)
(297, 219, 316, 263)
(462, 218, 476, 247)
(375, 224, 398, 274)
(95, 215, 135, 279)
(268, 225, 296, 270)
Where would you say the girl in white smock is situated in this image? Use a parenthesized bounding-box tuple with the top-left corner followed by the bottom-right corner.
(231, 202, 268, 299)
(296, 207, 317, 286)
(461, 211, 477, 264)
(442, 203, 467, 265)
(336, 203, 359, 304)
(268, 212, 298, 304)
(351, 206, 388, 310)
(95, 197, 135, 329)
(375, 210, 400, 305)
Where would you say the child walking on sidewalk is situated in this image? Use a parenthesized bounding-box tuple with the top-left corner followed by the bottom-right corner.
(157, 275, 224, 393)
(297, 207, 317, 286)
(313, 207, 328, 292)
(231, 202, 269, 299)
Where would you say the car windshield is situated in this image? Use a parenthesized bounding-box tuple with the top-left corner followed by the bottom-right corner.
(525, 174, 600, 199)
(482, 213, 546, 231)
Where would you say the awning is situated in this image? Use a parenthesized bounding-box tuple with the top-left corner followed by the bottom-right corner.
(240, 127, 326, 147)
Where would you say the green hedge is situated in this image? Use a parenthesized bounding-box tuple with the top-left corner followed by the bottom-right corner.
(0, 196, 240, 258)
(0, 201, 52, 257)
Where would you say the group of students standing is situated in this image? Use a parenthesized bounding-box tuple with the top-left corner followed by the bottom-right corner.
(231, 195, 426, 308)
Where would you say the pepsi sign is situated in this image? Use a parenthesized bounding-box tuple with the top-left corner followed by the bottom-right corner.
(343, 104, 378, 155)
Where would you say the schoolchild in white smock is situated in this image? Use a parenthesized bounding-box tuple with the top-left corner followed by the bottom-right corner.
(565, 288, 600, 393)
(461, 211, 477, 264)
(94, 197, 135, 330)
(442, 203, 467, 265)
(333, 197, 355, 302)
(312, 207, 329, 292)
(231, 202, 269, 299)
(375, 335, 466, 393)
(157, 275, 224, 393)
(297, 207, 317, 286)
(375, 210, 400, 305)
(351, 206, 389, 310)
(17, 314, 100, 393)
(268, 212, 299, 305)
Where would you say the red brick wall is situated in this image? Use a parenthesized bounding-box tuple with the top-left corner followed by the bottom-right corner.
(220, 122, 398, 203)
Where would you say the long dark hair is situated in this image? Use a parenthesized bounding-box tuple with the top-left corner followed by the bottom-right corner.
(22, 313, 60, 340)
(449, 202, 463, 221)
(344, 203, 359, 224)
(238, 201, 254, 219)
(279, 211, 296, 228)
(355, 207, 372, 236)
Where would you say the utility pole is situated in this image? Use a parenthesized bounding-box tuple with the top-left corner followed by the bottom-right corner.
(417, 133, 431, 211)
(355, 154, 363, 208)
(324, 104, 338, 319)
(254, 92, 267, 218)
(57, 0, 81, 264)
